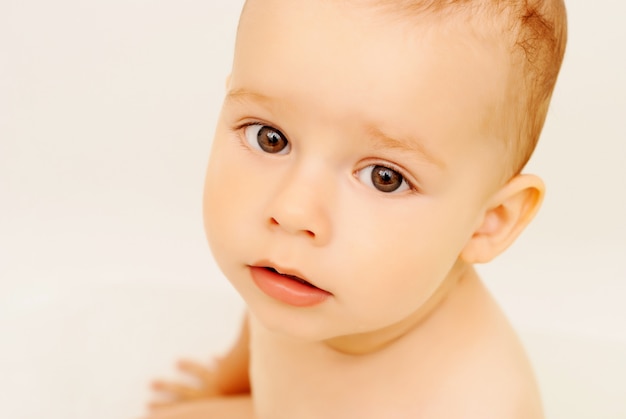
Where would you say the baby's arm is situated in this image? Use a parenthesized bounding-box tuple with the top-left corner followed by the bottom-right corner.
(213, 314, 251, 395)
(148, 315, 251, 410)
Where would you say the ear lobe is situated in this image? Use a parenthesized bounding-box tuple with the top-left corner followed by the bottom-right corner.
(461, 174, 545, 264)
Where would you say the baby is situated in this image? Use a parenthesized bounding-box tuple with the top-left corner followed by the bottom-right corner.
(144, 0, 567, 417)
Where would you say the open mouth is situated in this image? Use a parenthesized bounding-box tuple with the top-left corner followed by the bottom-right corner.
(250, 264, 331, 306)
(264, 267, 319, 289)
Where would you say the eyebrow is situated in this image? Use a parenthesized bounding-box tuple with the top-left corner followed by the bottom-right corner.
(225, 88, 274, 106)
(225, 88, 444, 169)
(367, 126, 445, 169)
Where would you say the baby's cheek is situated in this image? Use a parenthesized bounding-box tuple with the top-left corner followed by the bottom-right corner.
(339, 223, 452, 320)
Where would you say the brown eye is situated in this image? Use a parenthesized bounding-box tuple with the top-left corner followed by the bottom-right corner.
(372, 165, 403, 192)
(244, 124, 290, 154)
(357, 164, 409, 193)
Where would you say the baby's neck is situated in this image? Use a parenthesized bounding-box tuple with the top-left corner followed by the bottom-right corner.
(322, 262, 478, 356)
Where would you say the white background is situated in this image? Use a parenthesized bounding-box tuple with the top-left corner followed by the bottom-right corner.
(1, 0, 625, 418)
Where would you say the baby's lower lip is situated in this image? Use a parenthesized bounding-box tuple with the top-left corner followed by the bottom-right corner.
(249, 266, 331, 307)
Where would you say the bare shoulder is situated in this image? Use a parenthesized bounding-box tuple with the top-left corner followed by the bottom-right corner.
(412, 279, 544, 419)
(426, 329, 544, 419)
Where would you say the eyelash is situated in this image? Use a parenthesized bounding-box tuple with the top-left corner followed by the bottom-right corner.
(233, 121, 418, 193)
(235, 121, 285, 146)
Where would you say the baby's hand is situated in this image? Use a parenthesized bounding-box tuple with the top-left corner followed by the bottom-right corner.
(149, 358, 222, 410)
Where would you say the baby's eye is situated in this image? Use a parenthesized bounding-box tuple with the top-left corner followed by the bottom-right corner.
(243, 124, 290, 154)
(357, 165, 410, 193)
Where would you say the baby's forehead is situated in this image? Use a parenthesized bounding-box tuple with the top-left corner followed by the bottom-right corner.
(234, 1, 513, 166)
(244, 0, 512, 48)
(236, 0, 513, 118)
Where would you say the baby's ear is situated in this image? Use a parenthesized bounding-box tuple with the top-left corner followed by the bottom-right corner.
(461, 174, 545, 264)
(225, 74, 232, 89)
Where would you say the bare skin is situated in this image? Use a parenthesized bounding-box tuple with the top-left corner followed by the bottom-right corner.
(147, 317, 251, 412)
(249, 266, 542, 419)
(140, 0, 564, 416)
(143, 267, 542, 419)
(144, 397, 254, 419)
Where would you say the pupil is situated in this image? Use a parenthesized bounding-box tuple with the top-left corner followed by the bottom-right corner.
(372, 165, 402, 192)
(266, 132, 279, 145)
(258, 126, 287, 153)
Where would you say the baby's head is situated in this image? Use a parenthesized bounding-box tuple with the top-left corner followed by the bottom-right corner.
(202, 0, 567, 350)
(236, 0, 567, 177)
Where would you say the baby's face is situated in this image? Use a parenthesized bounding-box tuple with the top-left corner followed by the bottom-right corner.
(204, 0, 510, 350)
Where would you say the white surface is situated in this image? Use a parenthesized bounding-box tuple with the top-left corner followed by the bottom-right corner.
(0, 280, 245, 419)
(1, 0, 625, 418)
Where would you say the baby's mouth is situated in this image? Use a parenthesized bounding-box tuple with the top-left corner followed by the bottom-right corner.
(250, 264, 332, 306)
(264, 267, 320, 289)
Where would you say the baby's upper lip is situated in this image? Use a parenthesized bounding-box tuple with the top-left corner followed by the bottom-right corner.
(251, 260, 330, 293)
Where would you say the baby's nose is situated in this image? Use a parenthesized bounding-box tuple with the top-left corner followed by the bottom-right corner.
(264, 169, 333, 246)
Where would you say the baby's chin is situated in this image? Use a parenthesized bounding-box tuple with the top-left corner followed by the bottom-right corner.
(248, 304, 424, 354)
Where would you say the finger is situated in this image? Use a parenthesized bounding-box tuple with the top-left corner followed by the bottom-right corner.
(177, 358, 217, 382)
(151, 380, 203, 399)
(147, 398, 192, 411)
(145, 400, 211, 418)
(147, 400, 175, 410)
(143, 403, 185, 419)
